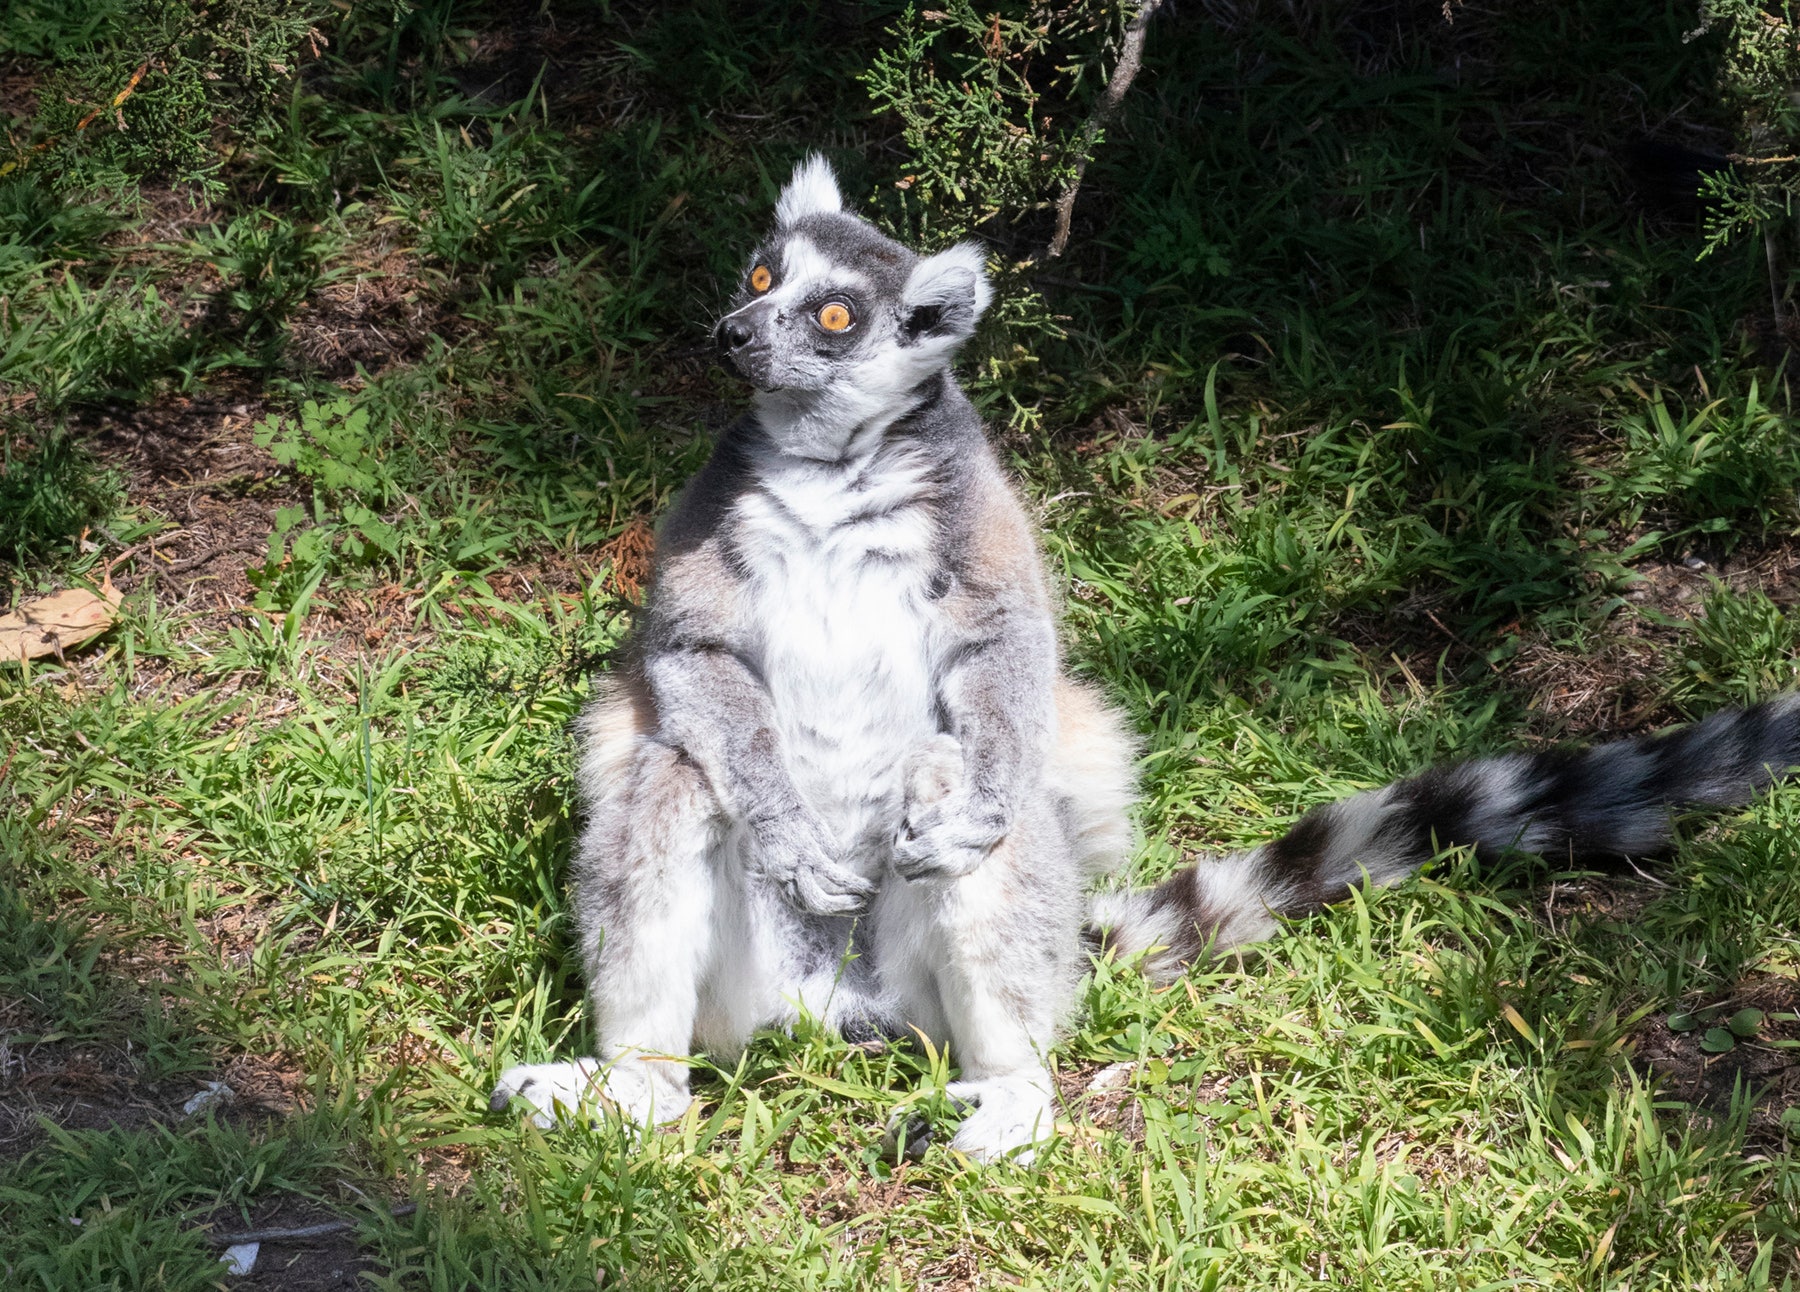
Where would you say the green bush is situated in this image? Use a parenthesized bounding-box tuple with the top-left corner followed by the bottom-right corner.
(1696, 1, 1800, 260)
(18, 0, 328, 193)
(863, 1, 1140, 244)
(0, 425, 117, 565)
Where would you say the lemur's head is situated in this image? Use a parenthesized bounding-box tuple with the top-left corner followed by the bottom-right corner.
(712, 155, 992, 459)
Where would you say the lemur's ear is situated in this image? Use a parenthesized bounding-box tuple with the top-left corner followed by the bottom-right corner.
(776, 155, 843, 227)
(901, 242, 992, 342)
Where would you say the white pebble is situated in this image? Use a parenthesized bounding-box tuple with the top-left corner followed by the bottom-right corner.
(183, 1081, 236, 1116)
(221, 1242, 259, 1275)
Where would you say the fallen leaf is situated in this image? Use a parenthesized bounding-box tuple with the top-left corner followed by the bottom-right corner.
(0, 576, 121, 663)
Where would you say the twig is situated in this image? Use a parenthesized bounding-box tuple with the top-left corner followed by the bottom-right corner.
(155, 539, 266, 578)
(203, 1202, 417, 1247)
(1031, 273, 1127, 297)
(1765, 222, 1786, 340)
(1042, 0, 1164, 261)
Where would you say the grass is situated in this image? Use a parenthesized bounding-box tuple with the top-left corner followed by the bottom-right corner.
(2, 0, 1800, 1287)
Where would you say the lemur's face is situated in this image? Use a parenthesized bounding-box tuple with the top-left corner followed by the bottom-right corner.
(712, 157, 992, 458)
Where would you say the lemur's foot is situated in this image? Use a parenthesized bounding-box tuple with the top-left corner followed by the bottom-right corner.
(945, 1072, 1057, 1165)
(489, 1056, 691, 1130)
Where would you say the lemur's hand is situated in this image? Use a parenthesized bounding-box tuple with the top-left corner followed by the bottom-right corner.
(894, 790, 1011, 879)
(747, 806, 875, 916)
(893, 736, 1010, 880)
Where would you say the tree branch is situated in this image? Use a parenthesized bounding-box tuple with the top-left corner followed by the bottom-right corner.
(1042, 0, 1164, 261)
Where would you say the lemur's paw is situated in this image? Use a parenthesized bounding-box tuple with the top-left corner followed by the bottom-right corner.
(945, 1074, 1056, 1165)
(488, 1058, 691, 1130)
(749, 807, 875, 916)
(893, 790, 1011, 881)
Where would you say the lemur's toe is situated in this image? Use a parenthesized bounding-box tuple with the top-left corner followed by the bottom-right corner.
(945, 1075, 1056, 1165)
(489, 1059, 601, 1128)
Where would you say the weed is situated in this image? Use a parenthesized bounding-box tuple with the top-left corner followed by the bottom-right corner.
(1671, 583, 1800, 711)
(0, 424, 117, 569)
(254, 397, 395, 506)
(1593, 379, 1800, 544)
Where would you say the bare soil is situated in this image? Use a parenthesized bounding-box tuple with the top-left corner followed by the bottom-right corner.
(1634, 975, 1800, 1146)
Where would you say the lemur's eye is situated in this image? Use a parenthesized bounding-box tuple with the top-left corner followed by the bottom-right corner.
(817, 301, 854, 332)
(749, 264, 772, 293)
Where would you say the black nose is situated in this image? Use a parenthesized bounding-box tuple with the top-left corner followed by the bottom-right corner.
(718, 319, 753, 350)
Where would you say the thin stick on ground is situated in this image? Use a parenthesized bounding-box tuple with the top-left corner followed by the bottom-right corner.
(203, 1202, 418, 1247)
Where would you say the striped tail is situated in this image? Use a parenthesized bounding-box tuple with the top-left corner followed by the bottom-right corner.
(1091, 694, 1800, 981)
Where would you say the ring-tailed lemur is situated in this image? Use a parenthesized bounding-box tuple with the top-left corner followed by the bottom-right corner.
(490, 156, 1800, 1162)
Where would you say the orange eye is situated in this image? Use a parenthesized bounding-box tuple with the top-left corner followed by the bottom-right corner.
(817, 302, 853, 332)
(750, 265, 772, 293)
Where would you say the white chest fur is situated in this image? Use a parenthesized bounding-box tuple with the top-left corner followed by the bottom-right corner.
(734, 446, 942, 857)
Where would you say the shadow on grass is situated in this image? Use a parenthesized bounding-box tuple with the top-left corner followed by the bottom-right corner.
(0, 863, 407, 1288)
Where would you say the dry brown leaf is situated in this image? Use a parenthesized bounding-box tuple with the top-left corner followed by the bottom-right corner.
(0, 576, 122, 664)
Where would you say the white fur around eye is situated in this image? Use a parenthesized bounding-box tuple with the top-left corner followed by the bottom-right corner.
(777, 154, 844, 227)
(780, 237, 836, 289)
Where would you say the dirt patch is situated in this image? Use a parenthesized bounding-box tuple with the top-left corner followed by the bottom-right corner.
(0, 58, 41, 127)
(1055, 1059, 1149, 1144)
(0, 1023, 306, 1159)
(73, 378, 294, 614)
(201, 1195, 401, 1291)
(1337, 536, 1800, 746)
(1624, 542, 1800, 617)
(289, 242, 458, 381)
(1, 1041, 170, 1147)
(801, 1169, 936, 1229)
(108, 184, 225, 266)
(1513, 539, 1800, 739)
(1632, 974, 1800, 1144)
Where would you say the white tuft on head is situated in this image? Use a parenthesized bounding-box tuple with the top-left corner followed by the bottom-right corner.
(905, 241, 994, 337)
(776, 154, 844, 227)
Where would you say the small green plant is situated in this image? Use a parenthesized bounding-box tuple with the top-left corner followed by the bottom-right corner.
(1670, 583, 1800, 710)
(0, 172, 119, 276)
(249, 398, 401, 608)
(386, 117, 583, 281)
(186, 212, 345, 363)
(1667, 1005, 1794, 1054)
(1591, 381, 1800, 542)
(254, 396, 396, 506)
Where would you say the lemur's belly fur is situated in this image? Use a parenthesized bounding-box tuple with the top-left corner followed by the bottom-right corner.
(736, 448, 942, 871)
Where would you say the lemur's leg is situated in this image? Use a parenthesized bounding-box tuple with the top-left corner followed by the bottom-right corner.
(877, 764, 1087, 1163)
(491, 690, 727, 1129)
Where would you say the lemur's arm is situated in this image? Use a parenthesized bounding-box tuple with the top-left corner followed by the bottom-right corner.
(894, 476, 1059, 880)
(641, 542, 875, 916)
